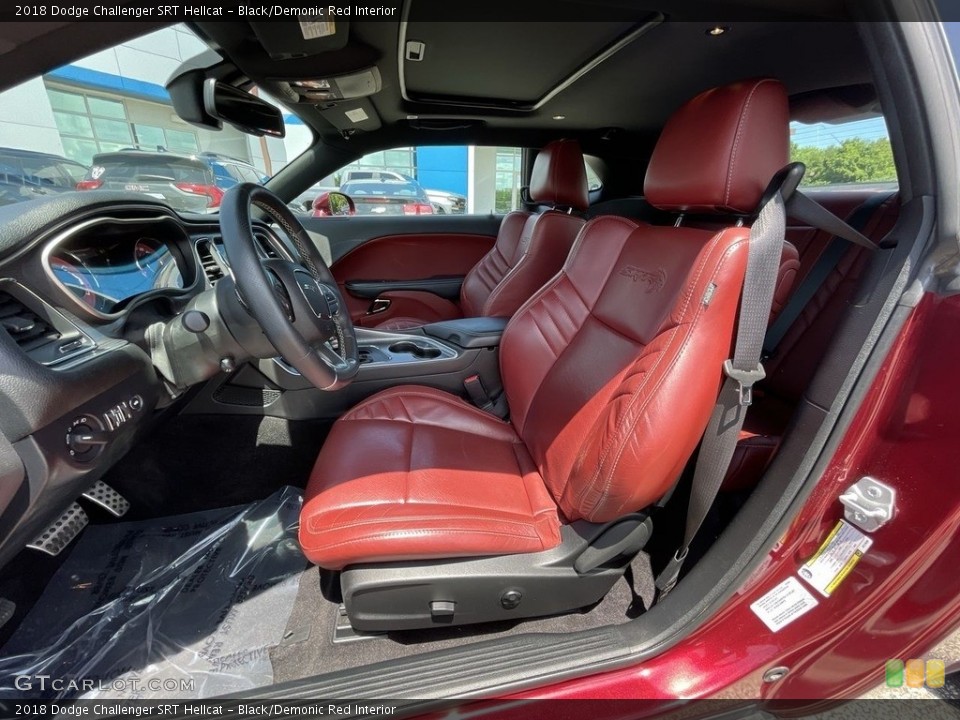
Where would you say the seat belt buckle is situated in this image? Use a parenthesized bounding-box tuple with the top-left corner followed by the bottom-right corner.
(723, 360, 766, 407)
(464, 374, 494, 411)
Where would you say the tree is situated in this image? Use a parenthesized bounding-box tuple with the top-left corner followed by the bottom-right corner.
(791, 138, 896, 186)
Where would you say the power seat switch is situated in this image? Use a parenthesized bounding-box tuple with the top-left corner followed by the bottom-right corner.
(430, 600, 456, 621)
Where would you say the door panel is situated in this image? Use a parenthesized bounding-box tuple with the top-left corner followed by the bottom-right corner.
(301, 215, 500, 324)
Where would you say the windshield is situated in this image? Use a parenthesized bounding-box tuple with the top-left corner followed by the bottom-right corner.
(0, 24, 310, 211)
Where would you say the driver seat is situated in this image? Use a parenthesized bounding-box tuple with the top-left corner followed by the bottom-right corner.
(300, 79, 791, 630)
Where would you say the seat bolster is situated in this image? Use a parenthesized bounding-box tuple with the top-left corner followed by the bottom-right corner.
(481, 211, 585, 318)
(460, 211, 532, 318)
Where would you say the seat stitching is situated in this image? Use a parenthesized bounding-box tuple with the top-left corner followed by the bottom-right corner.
(575, 237, 747, 516)
(576, 229, 733, 500)
(592, 238, 748, 517)
(723, 79, 775, 207)
(309, 528, 550, 554)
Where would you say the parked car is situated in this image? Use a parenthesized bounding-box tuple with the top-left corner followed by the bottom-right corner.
(76, 150, 267, 212)
(0, 147, 87, 206)
(341, 169, 410, 184)
(336, 179, 434, 216)
(425, 188, 467, 214)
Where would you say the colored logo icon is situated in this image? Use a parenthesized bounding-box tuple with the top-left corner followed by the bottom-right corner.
(885, 658, 945, 688)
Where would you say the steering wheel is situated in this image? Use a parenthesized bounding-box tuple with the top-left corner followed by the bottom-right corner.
(219, 183, 360, 390)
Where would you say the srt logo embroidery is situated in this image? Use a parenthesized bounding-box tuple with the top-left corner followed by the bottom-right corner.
(619, 265, 666, 293)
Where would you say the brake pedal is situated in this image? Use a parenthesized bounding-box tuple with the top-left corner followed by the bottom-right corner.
(81, 480, 130, 518)
(27, 502, 88, 556)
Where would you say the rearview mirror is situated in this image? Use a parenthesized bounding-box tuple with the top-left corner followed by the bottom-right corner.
(202, 79, 285, 138)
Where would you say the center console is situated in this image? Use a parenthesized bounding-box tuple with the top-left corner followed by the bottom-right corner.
(189, 317, 510, 420)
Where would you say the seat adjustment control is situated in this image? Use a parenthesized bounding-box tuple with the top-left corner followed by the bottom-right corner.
(430, 600, 456, 620)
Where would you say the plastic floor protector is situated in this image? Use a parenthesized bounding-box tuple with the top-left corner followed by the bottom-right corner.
(0, 486, 306, 699)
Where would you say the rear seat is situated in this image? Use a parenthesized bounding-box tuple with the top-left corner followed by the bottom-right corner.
(722, 190, 901, 491)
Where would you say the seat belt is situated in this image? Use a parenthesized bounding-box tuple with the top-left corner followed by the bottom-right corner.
(654, 170, 895, 599)
(654, 170, 794, 600)
(762, 191, 894, 359)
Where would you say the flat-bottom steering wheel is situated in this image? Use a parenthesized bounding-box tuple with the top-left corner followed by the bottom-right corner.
(219, 183, 360, 390)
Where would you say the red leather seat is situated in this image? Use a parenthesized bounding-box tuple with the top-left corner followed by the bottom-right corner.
(375, 139, 588, 331)
(301, 78, 792, 569)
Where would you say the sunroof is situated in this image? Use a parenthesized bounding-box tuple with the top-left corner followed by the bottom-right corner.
(399, 4, 662, 111)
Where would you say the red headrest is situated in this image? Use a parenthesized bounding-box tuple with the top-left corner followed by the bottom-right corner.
(529, 139, 589, 211)
(645, 79, 789, 215)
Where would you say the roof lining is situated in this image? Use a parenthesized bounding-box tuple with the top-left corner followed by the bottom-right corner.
(396, 10, 665, 113)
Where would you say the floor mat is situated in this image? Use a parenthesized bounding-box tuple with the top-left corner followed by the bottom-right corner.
(0, 487, 305, 700)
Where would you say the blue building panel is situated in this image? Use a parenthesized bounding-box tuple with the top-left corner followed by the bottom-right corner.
(415, 145, 468, 195)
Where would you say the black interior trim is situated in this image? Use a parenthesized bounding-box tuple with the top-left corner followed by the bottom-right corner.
(345, 276, 464, 300)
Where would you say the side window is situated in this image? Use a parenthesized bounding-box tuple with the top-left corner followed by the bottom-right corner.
(326, 146, 524, 216)
(584, 156, 603, 193)
(790, 116, 897, 188)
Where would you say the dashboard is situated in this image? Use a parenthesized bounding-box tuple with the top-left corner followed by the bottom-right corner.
(0, 192, 296, 571)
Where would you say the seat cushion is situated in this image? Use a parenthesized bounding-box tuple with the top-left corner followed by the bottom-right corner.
(300, 386, 563, 569)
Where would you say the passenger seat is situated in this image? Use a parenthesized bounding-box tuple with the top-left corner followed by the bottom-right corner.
(375, 139, 588, 330)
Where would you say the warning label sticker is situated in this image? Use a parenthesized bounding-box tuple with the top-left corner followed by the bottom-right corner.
(750, 576, 819, 632)
(299, 20, 336, 40)
(799, 519, 873, 597)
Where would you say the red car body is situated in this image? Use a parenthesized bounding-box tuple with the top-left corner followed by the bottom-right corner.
(452, 292, 960, 711)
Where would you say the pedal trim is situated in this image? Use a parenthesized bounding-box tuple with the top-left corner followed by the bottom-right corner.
(80, 480, 130, 518)
(27, 502, 88, 556)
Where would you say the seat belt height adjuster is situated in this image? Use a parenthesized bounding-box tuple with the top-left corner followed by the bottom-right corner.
(723, 360, 766, 407)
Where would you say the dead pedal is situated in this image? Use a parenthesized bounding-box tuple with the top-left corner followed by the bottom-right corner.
(80, 480, 130, 518)
(332, 604, 384, 644)
(27, 502, 88, 556)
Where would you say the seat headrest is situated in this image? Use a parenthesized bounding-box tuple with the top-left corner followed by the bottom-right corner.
(529, 139, 589, 211)
(644, 79, 789, 215)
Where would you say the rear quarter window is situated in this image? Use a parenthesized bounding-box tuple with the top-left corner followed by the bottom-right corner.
(790, 116, 897, 188)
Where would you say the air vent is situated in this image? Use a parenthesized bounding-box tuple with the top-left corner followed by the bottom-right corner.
(255, 230, 280, 260)
(197, 239, 225, 284)
(0, 290, 61, 353)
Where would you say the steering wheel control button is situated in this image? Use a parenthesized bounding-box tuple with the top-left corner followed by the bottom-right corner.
(267, 269, 295, 321)
(181, 310, 211, 333)
(294, 270, 332, 318)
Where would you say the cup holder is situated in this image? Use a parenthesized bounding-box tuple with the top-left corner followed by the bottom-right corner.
(388, 341, 442, 360)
